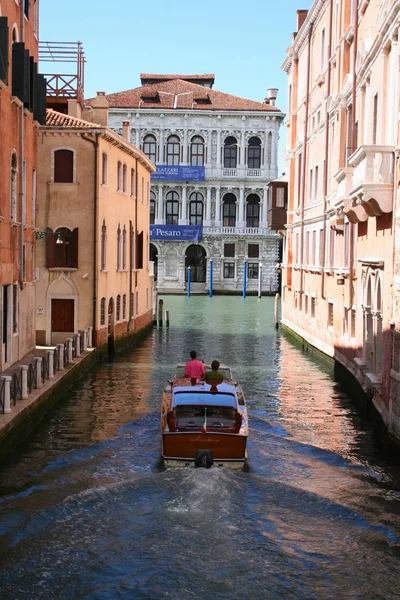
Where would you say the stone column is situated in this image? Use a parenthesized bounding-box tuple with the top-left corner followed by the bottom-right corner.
(82, 330, 88, 352)
(240, 125, 246, 167)
(21, 365, 28, 399)
(207, 130, 212, 165)
(217, 129, 222, 166)
(215, 187, 221, 226)
(261, 186, 269, 228)
(238, 186, 245, 228)
(157, 184, 163, 223)
(35, 357, 43, 389)
(1, 376, 11, 413)
(205, 187, 212, 226)
(180, 185, 187, 225)
(75, 333, 81, 357)
(57, 343, 65, 371)
(87, 327, 93, 348)
(67, 338, 73, 364)
(47, 350, 54, 379)
(271, 125, 278, 174)
(183, 119, 188, 164)
(159, 118, 164, 163)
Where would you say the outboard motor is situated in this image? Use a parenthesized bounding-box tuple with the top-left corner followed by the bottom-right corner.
(195, 450, 213, 469)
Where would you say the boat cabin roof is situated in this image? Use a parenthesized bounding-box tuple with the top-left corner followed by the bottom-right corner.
(172, 382, 237, 409)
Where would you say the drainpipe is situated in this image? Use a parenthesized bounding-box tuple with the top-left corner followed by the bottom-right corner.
(322, 0, 334, 300)
(300, 23, 313, 301)
(18, 5, 25, 290)
(349, 0, 359, 308)
(82, 133, 100, 346)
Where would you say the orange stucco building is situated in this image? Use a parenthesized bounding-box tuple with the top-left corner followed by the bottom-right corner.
(0, 0, 45, 372)
(282, 1, 400, 442)
(35, 95, 155, 350)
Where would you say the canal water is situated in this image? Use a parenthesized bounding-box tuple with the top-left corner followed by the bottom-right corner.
(0, 297, 399, 600)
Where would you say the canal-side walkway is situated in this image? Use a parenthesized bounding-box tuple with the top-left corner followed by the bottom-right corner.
(0, 333, 97, 463)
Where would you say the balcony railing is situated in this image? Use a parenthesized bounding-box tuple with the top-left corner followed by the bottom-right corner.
(246, 169, 262, 177)
(203, 226, 272, 236)
(222, 168, 237, 177)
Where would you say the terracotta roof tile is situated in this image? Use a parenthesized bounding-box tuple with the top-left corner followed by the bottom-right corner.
(45, 108, 102, 129)
(96, 78, 281, 113)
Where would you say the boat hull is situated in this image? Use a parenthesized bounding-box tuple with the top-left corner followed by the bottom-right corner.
(162, 431, 247, 467)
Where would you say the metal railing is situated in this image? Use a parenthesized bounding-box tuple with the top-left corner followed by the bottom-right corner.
(10, 370, 22, 406)
(0, 378, 5, 413)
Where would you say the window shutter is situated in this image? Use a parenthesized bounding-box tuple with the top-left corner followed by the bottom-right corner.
(12, 44, 30, 105)
(46, 227, 55, 268)
(136, 231, 143, 269)
(0, 17, 9, 85)
(70, 228, 79, 268)
(29, 58, 37, 111)
(34, 73, 46, 124)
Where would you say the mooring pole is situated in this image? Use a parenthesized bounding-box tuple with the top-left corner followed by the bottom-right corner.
(187, 266, 191, 297)
(165, 309, 170, 327)
(158, 298, 164, 328)
(275, 293, 280, 329)
(258, 263, 262, 298)
(209, 259, 213, 298)
(243, 261, 247, 299)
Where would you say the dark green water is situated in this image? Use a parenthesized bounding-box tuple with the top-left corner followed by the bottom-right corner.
(0, 296, 399, 599)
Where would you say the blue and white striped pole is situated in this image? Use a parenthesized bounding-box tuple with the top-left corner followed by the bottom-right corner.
(209, 259, 213, 298)
(243, 261, 247, 299)
(258, 262, 262, 298)
(187, 266, 191, 297)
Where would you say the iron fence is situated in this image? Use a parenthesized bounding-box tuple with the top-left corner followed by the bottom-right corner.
(10, 370, 22, 406)
(27, 362, 37, 393)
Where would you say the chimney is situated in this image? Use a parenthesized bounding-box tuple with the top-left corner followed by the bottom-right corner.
(68, 99, 82, 120)
(265, 88, 279, 106)
(122, 121, 130, 141)
(296, 9, 308, 31)
(91, 91, 109, 127)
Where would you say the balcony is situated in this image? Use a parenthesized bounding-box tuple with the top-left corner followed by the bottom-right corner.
(223, 168, 237, 177)
(348, 145, 394, 217)
(246, 169, 262, 177)
(203, 226, 272, 236)
(268, 207, 287, 231)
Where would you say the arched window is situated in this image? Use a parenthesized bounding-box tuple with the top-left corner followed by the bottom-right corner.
(101, 153, 107, 185)
(267, 132, 272, 166)
(116, 294, 121, 321)
(53, 227, 78, 268)
(54, 149, 74, 183)
(150, 191, 156, 224)
(166, 191, 179, 225)
(223, 193, 236, 227)
(143, 134, 157, 163)
(117, 161, 122, 191)
(224, 136, 238, 168)
(248, 137, 261, 169)
(189, 192, 203, 225)
(101, 220, 107, 270)
(122, 294, 127, 320)
(100, 297, 106, 326)
(10, 152, 17, 222)
(117, 224, 121, 270)
(190, 136, 204, 166)
(246, 194, 260, 228)
(123, 164, 127, 193)
(131, 168, 135, 196)
(167, 135, 180, 166)
(122, 225, 127, 270)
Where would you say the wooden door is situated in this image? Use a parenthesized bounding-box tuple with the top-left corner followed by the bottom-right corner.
(51, 299, 74, 332)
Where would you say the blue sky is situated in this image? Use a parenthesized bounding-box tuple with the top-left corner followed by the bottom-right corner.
(39, 0, 308, 171)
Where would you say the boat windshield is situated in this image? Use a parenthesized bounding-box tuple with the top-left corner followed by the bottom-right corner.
(174, 405, 237, 430)
(173, 391, 236, 408)
(175, 366, 232, 379)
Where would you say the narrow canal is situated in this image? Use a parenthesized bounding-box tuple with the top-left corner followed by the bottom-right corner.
(0, 297, 399, 600)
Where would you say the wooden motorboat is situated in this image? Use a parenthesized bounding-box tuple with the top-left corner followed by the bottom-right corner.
(161, 364, 248, 469)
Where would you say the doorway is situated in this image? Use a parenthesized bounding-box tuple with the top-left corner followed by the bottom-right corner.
(51, 298, 74, 344)
(185, 245, 206, 283)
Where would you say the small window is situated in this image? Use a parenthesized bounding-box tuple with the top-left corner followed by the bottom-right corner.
(24, 0, 30, 19)
(276, 187, 285, 208)
(311, 296, 316, 319)
(351, 308, 356, 339)
(136, 291, 139, 315)
(53, 227, 78, 268)
(123, 164, 127, 193)
(248, 263, 259, 279)
(248, 244, 259, 259)
(190, 136, 205, 166)
(54, 149, 73, 183)
(248, 137, 261, 169)
(189, 192, 203, 225)
(130, 293, 134, 317)
(304, 294, 308, 315)
(143, 134, 157, 163)
(131, 168, 135, 196)
(101, 221, 107, 270)
(10, 152, 18, 222)
(224, 262, 235, 278)
(116, 294, 121, 321)
(117, 161, 122, 191)
(167, 135, 180, 166)
(13, 284, 18, 333)
(150, 191, 156, 224)
(166, 191, 179, 225)
(223, 194, 236, 226)
(117, 225, 121, 271)
(102, 153, 107, 185)
(224, 136, 238, 168)
(224, 243, 235, 258)
(328, 301, 334, 327)
(122, 226, 127, 270)
(100, 297, 106, 326)
(123, 294, 127, 320)
(246, 194, 260, 228)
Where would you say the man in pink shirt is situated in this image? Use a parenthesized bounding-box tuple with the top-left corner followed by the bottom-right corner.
(184, 350, 205, 380)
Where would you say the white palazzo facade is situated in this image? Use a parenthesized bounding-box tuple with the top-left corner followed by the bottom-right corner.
(103, 74, 285, 294)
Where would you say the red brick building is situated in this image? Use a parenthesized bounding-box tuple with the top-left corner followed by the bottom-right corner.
(0, 0, 45, 371)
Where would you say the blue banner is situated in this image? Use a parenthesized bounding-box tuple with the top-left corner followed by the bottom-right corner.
(151, 165, 205, 181)
(150, 225, 202, 241)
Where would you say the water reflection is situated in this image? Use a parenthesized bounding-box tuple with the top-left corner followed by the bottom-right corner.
(0, 296, 399, 600)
